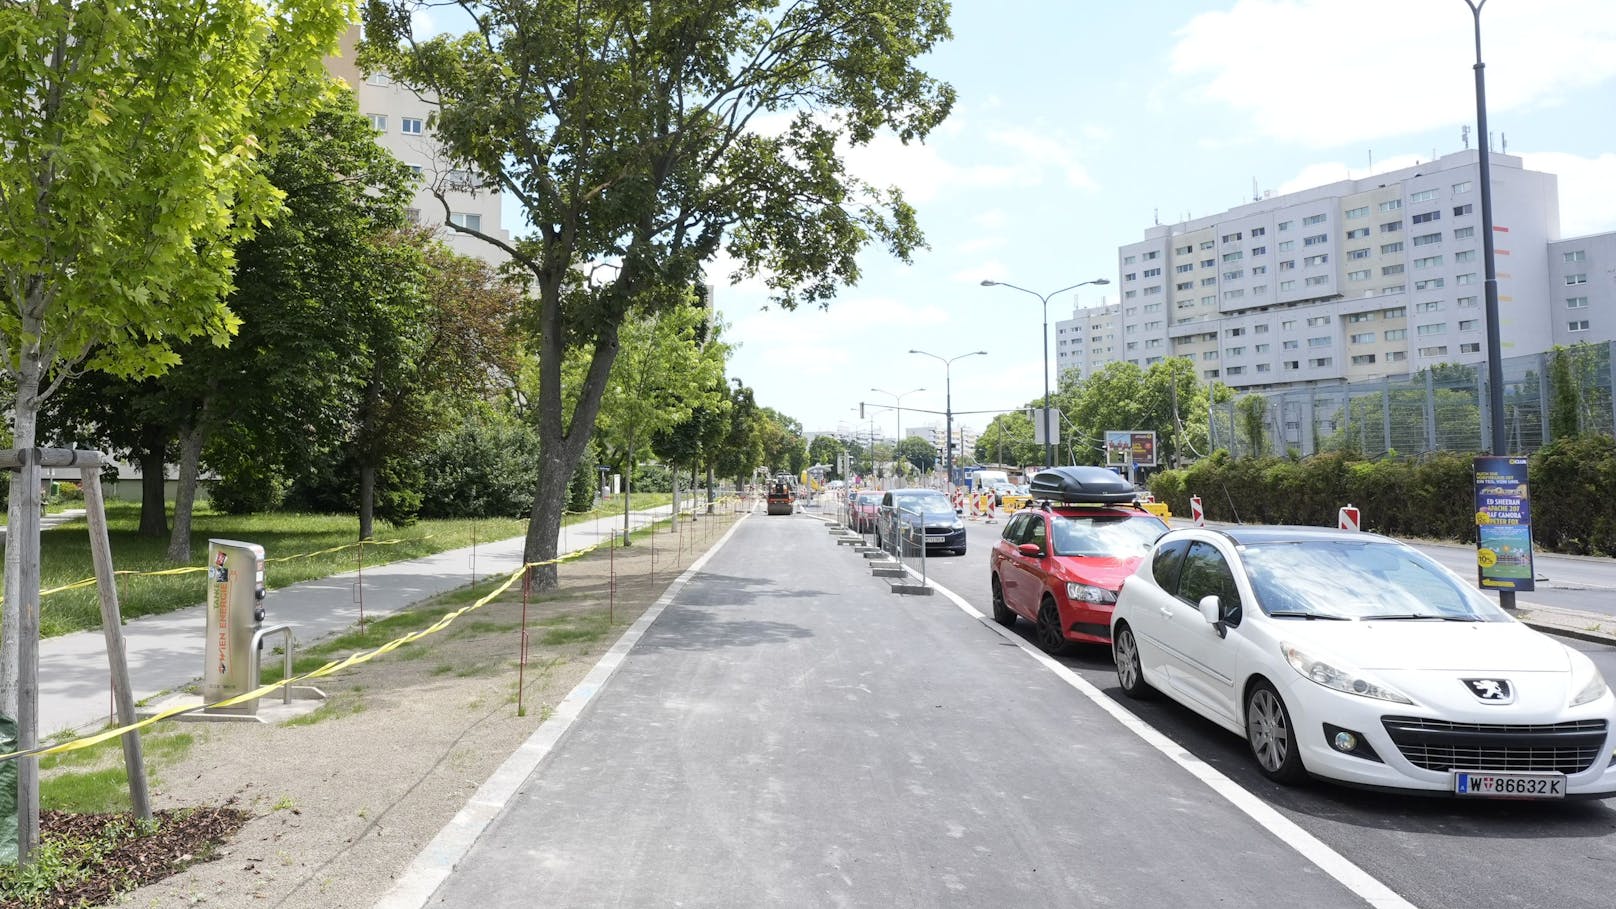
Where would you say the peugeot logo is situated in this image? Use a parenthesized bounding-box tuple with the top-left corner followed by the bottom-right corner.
(1463, 678, 1513, 704)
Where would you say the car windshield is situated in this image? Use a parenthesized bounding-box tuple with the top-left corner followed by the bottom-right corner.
(1050, 514, 1167, 557)
(855, 492, 882, 505)
(890, 491, 951, 512)
(1239, 541, 1511, 622)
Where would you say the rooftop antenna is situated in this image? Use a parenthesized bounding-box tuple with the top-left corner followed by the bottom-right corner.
(1501, 132, 1507, 154)
(1252, 177, 1259, 202)
(1367, 149, 1373, 173)
(1153, 207, 1160, 226)
(1462, 125, 1471, 149)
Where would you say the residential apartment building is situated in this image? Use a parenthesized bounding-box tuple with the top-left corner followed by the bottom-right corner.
(1075, 150, 1612, 390)
(326, 27, 509, 266)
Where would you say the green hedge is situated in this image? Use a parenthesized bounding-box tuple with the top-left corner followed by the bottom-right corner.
(1148, 437, 1616, 556)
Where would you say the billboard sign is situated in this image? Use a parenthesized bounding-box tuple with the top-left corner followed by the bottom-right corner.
(1473, 455, 1534, 592)
(1106, 431, 1158, 468)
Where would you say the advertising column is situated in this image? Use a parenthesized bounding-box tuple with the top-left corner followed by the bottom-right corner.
(1473, 456, 1534, 593)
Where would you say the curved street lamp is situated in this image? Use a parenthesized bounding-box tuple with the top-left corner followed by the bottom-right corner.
(869, 386, 925, 455)
(908, 350, 986, 489)
(980, 278, 1110, 468)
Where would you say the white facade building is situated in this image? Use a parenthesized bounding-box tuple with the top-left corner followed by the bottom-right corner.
(1092, 150, 1615, 389)
(327, 28, 509, 266)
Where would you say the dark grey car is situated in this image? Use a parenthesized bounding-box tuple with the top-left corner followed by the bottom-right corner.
(877, 489, 967, 555)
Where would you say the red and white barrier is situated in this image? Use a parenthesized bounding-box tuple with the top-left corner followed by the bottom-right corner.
(1338, 504, 1361, 532)
(1190, 495, 1204, 527)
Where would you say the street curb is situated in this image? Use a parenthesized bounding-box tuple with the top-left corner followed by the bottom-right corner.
(1519, 619, 1616, 647)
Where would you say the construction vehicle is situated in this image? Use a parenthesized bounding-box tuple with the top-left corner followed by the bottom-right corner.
(765, 476, 795, 515)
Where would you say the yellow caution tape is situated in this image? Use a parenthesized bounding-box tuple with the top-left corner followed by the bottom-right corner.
(6, 542, 602, 763)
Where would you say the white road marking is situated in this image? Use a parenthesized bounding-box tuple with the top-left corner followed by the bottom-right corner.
(918, 568, 1418, 909)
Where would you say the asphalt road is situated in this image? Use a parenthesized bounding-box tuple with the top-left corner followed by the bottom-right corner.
(426, 511, 1381, 908)
(920, 517, 1616, 909)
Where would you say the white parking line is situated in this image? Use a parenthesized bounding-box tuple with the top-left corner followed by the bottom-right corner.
(919, 570, 1418, 909)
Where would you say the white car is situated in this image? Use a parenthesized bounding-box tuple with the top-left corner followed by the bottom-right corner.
(1110, 526, 1616, 799)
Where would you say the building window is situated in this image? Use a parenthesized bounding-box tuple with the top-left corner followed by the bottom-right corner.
(1454, 249, 1476, 263)
(1567, 296, 1589, 309)
(1279, 280, 1296, 290)
(1283, 339, 1300, 350)
(1144, 285, 1162, 295)
(1381, 221, 1403, 233)
(1226, 346, 1246, 357)
(1303, 233, 1328, 246)
(1453, 203, 1473, 217)
(1200, 277, 1216, 287)
(1417, 323, 1446, 336)
(1348, 269, 1371, 281)
(1566, 273, 1588, 285)
(1381, 241, 1404, 254)
(1415, 301, 1443, 313)
(1346, 227, 1370, 239)
(1457, 295, 1478, 308)
(404, 207, 420, 222)
(1175, 246, 1192, 255)
(1411, 210, 1440, 224)
(1384, 328, 1407, 340)
(1278, 220, 1293, 231)
(1347, 312, 1374, 323)
(366, 113, 387, 131)
(1303, 213, 1327, 226)
(365, 72, 392, 86)
(1176, 281, 1193, 291)
(1306, 315, 1331, 326)
(1124, 290, 1137, 299)
(1222, 251, 1243, 262)
(1418, 346, 1449, 357)
(1176, 263, 1194, 273)
(1379, 199, 1402, 212)
(1382, 264, 1405, 276)
(1200, 240, 1214, 250)
(1144, 267, 1162, 277)
(1570, 320, 1591, 332)
(1453, 227, 1475, 240)
(1203, 350, 1219, 360)
(1387, 350, 1407, 362)
(1414, 255, 1443, 269)
(1309, 357, 1332, 368)
(1279, 260, 1295, 271)
(1222, 289, 1245, 300)
(1284, 360, 1300, 370)
(1200, 259, 1215, 268)
(1564, 250, 1587, 263)
(1226, 327, 1246, 337)
(1303, 254, 1329, 266)
(1221, 231, 1243, 243)
(1348, 248, 1370, 260)
(1458, 319, 1479, 331)
(1223, 269, 1244, 280)
(1453, 181, 1473, 194)
(1351, 354, 1377, 365)
(1459, 342, 1481, 353)
(1346, 206, 1369, 219)
(1281, 319, 1297, 330)
(1251, 245, 1267, 256)
(1410, 188, 1439, 202)
(1257, 363, 1272, 373)
(1307, 335, 1331, 347)
(1124, 272, 1138, 281)
(407, 164, 424, 176)
(1251, 265, 1268, 275)
(1413, 278, 1445, 290)
(1413, 232, 1442, 246)
(401, 117, 424, 135)
(1251, 227, 1266, 237)
(1350, 332, 1375, 344)
(1254, 343, 1271, 353)
(1382, 306, 1406, 318)
(1144, 251, 1159, 260)
(1277, 240, 1295, 252)
(1226, 365, 1245, 376)
(1254, 323, 1269, 334)
(1455, 273, 1476, 285)
(449, 212, 482, 231)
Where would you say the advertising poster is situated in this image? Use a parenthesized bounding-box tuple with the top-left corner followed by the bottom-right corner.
(1473, 455, 1534, 592)
(1129, 431, 1158, 467)
(1104, 431, 1132, 464)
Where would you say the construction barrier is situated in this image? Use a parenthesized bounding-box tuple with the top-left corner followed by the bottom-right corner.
(1190, 495, 1205, 527)
(1339, 504, 1361, 532)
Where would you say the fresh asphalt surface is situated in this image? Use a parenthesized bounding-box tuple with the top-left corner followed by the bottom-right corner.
(427, 511, 1372, 909)
(917, 517, 1616, 909)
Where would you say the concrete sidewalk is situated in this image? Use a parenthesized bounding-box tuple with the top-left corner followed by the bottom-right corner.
(38, 505, 680, 738)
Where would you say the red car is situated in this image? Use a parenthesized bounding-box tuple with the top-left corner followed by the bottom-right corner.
(990, 501, 1168, 653)
(850, 490, 883, 533)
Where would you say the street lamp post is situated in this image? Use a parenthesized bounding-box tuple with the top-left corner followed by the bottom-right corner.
(980, 278, 1111, 468)
(909, 350, 987, 490)
(1463, 0, 1514, 612)
(870, 386, 925, 460)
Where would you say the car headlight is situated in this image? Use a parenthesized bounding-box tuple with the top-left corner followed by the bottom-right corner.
(1066, 583, 1117, 604)
(1571, 671, 1610, 708)
(1281, 642, 1413, 704)
(950, 518, 964, 530)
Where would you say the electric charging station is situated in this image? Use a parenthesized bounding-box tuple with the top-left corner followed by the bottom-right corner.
(202, 539, 267, 713)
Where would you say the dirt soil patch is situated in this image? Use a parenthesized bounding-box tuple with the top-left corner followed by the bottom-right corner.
(30, 511, 741, 909)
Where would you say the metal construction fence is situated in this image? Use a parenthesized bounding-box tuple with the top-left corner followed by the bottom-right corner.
(1208, 342, 1616, 459)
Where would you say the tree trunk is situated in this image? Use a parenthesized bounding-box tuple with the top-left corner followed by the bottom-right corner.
(706, 465, 716, 513)
(2, 335, 46, 862)
(620, 441, 635, 546)
(137, 427, 169, 537)
(166, 420, 207, 563)
(358, 463, 376, 540)
(668, 461, 679, 531)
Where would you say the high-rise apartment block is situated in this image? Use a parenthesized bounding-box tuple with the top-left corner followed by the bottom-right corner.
(326, 27, 509, 266)
(1058, 150, 1612, 388)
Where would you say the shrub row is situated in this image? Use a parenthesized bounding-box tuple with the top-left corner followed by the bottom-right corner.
(1147, 435, 1616, 556)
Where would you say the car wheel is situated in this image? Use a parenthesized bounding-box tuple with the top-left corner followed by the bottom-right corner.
(1113, 623, 1154, 699)
(1035, 599, 1072, 655)
(1245, 680, 1307, 784)
(990, 576, 1016, 627)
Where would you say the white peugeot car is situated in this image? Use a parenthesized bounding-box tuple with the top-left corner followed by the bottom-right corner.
(1110, 526, 1616, 799)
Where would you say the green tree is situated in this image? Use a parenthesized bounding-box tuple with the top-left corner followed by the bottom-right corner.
(0, 0, 350, 862)
(896, 435, 938, 474)
(594, 303, 727, 542)
(975, 411, 1038, 466)
(757, 408, 808, 476)
(714, 382, 764, 485)
(808, 435, 846, 477)
(1236, 394, 1269, 457)
(1548, 346, 1582, 440)
(360, 0, 954, 586)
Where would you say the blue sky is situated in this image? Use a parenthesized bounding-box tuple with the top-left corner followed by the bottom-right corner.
(696, 0, 1616, 439)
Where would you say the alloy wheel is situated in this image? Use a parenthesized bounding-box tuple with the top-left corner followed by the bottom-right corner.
(1246, 688, 1290, 773)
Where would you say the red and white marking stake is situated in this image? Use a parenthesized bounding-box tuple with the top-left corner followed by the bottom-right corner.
(1338, 504, 1361, 532)
(1190, 495, 1204, 527)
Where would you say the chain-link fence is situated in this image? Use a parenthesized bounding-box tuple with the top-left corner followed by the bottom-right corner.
(1209, 342, 1616, 458)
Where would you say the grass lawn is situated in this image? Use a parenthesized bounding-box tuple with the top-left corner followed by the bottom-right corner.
(8, 494, 673, 638)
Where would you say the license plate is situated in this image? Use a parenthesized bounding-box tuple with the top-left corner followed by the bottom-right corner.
(926, 535, 948, 542)
(1452, 770, 1566, 799)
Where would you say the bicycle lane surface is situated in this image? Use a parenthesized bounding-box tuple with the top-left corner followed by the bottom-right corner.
(417, 511, 1391, 908)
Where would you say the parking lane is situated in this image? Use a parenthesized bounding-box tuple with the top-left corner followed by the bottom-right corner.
(925, 519, 1616, 909)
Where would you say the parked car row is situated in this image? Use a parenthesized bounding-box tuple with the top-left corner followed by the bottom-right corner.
(988, 466, 1616, 801)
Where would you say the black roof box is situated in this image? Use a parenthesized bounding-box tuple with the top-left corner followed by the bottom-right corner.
(1028, 466, 1138, 505)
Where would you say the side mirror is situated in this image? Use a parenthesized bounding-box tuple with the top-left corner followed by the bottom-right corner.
(1197, 595, 1222, 626)
(1017, 542, 1044, 558)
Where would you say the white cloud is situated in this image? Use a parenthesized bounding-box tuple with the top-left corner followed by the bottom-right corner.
(1171, 0, 1616, 147)
(956, 236, 1008, 254)
(1274, 153, 1424, 196)
(843, 134, 1023, 202)
(1520, 151, 1616, 237)
(948, 260, 1008, 285)
(983, 127, 1097, 190)
(975, 209, 1010, 231)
